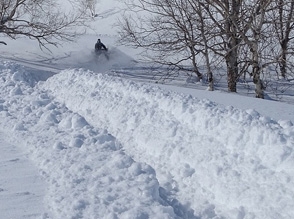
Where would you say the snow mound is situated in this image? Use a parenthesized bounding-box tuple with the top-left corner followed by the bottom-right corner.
(43, 69, 294, 219)
(0, 61, 177, 218)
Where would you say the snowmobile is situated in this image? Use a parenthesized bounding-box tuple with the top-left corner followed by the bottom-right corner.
(94, 48, 109, 61)
(94, 39, 109, 61)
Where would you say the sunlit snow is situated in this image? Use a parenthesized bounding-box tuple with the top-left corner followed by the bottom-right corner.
(0, 0, 294, 219)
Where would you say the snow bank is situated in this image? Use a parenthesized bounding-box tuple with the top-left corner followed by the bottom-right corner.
(44, 69, 294, 219)
(1, 60, 294, 218)
(0, 61, 177, 218)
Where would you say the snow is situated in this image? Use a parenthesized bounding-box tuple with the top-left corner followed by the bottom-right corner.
(0, 0, 294, 218)
(0, 62, 177, 218)
(0, 135, 45, 219)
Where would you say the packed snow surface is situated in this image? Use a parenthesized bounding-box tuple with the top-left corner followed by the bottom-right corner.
(0, 60, 294, 218)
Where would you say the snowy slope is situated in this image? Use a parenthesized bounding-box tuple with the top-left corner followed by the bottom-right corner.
(0, 60, 294, 218)
(44, 68, 294, 219)
(0, 61, 177, 218)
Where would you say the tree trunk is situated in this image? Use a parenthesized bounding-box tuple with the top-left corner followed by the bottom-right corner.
(197, 1, 213, 90)
(276, 0, 294, 78)
(252, 63, 264, 98)
(251, 42, 264, 98)
(226, 37, 238, 92)
(279, 44, 287, 79)
(190, 46, 203, 80)
(225, 1, 240, 93)
(279, 35, 290, 79)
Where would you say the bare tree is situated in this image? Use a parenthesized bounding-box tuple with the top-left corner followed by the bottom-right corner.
(118, 0, 206, 82)
(119, 0, 293, 98)
(0, 0, 90, 49)
(198, 1, 243, 92)
(204, 0, 275, 98)
(238, 0, 273, 98)
(86, 0, 98, 17)
(270, 0, 294, 78)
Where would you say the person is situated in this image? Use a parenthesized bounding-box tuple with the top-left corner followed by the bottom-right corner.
(94, 38, 109, 60)
(95, 39, 107, 51)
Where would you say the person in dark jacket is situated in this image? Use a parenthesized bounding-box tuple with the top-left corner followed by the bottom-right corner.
(94, 39, 109, 60)
(95, 39, 107, 51)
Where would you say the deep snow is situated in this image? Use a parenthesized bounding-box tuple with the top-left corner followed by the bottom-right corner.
(0, 59, 294, 218)
(0, 0, 294, 218)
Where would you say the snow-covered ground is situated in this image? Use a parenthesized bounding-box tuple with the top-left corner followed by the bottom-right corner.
(1, 0, 294, 218)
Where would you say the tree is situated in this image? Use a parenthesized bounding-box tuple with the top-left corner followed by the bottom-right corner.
(187, 0, 216, 91)
(0, 0, 90, 49)
(119, 0, 293, 98)
(200, 0, 244, 93)
(86, 0, 98, 17)
(237, 0, 272, 98)
(270, 0, 294, 78)
(118, 0, 206, 82)
(197, 0, 273, 98)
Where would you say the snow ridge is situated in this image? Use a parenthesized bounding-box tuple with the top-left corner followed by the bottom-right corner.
(44, 69, 294, 219)
(0, 61, 177, 218)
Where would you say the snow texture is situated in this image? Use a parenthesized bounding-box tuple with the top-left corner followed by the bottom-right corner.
(0, 0, 294, 218)
(0, 61, 294, 218)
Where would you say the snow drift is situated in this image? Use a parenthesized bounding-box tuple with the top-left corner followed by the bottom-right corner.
(0, 61, 177, 219)
(43, 68, 294, 219)
(1, 60, 294, 218)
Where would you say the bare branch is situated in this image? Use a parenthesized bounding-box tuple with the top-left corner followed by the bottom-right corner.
(0, 0, 91, 50)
